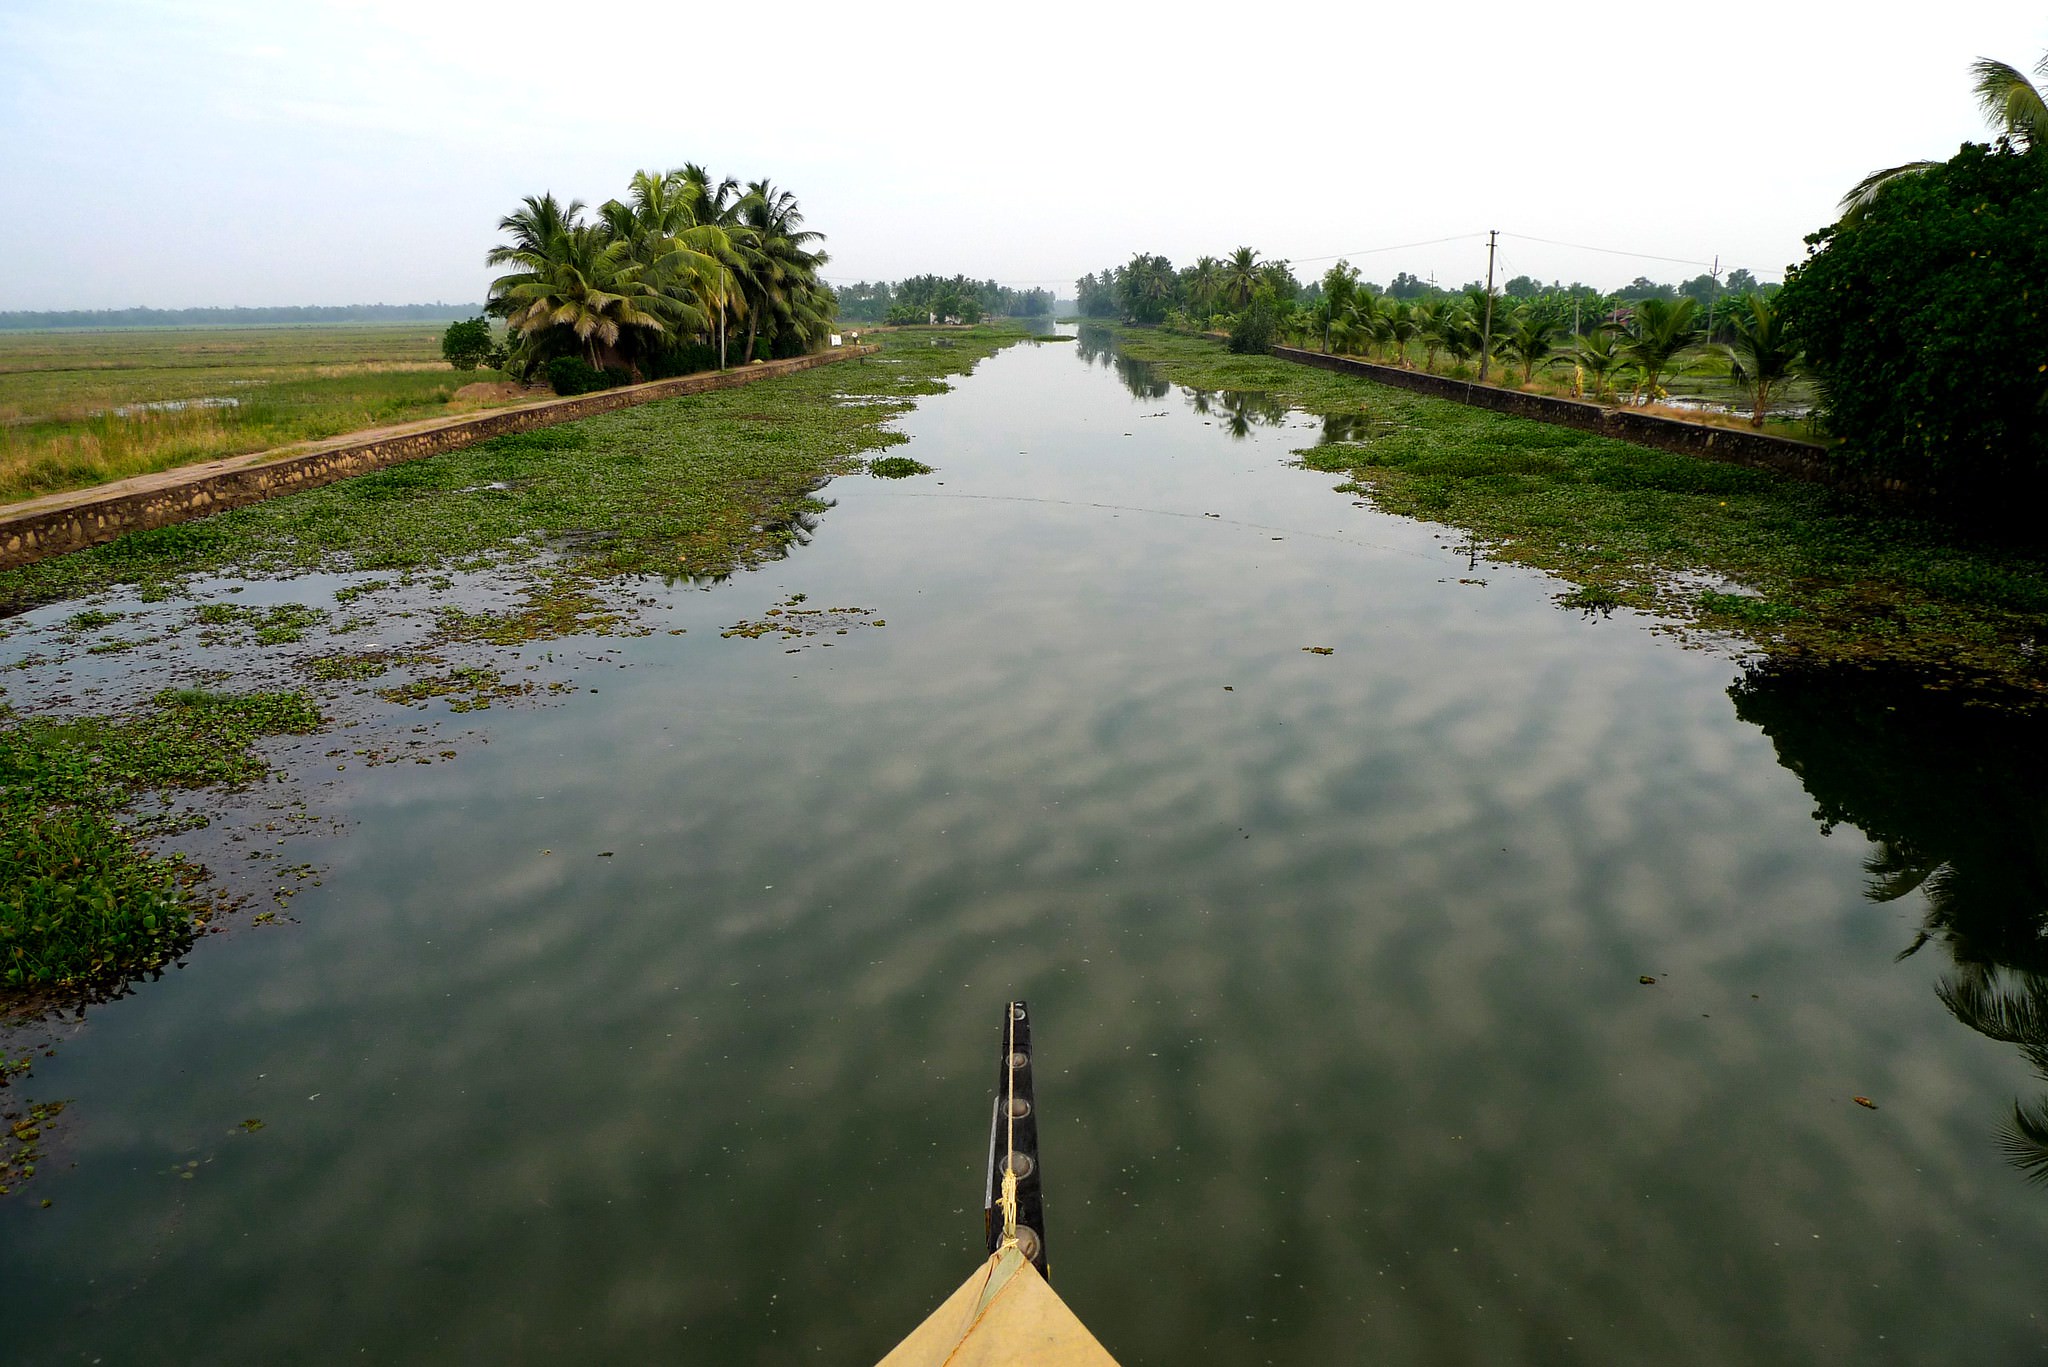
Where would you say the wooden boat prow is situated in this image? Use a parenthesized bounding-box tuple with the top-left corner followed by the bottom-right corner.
(876, 1001, 1121, 1366)
(876, 1244, 1119, 1367)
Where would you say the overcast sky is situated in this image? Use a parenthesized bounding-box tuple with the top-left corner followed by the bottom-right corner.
(3, 0, 2042, 309)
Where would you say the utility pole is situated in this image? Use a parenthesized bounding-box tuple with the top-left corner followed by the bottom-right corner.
(1477, 229, 1498, 383)
(1704, 253, 1721, 342)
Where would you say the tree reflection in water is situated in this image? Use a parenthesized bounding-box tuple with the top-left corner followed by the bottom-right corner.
(1183, 388, 1289, 438)
(1732, 660, 2048, 1182)
(1074, 327, 1170, 400)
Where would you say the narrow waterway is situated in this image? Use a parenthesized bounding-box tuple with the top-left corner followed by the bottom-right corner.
(4, 335, 2045, 1364)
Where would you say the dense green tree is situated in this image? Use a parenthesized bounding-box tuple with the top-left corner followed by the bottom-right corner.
(1115, 254, 1178, 324)
(1227, 289, 1278, 354)
(1779, 140, 2048, 514)
(440, 316, 495, 370)
(485, 166, 831, 384)
(1319, 260, 1359, 351)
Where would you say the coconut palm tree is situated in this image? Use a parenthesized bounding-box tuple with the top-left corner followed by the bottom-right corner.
(1439, 309, 1483, 373)
(1500, 305, 1562, 385)
(1415, 299, 1456, 373)
(487, 219, 674, 370)
(1566, 326, 1632, 402)
(1620, 296, 1701, 402)
(1340, 292, 1390, 359)
(1720, 294, 1801, 427)
(1382, 301, 1419, 367)
(1841, 52, 2048, 221)
(1220, 247, 1262, 310)
(1186, 256, 1223, 320)
(732, 180, 833, 361)
(600, 170, 729, 331)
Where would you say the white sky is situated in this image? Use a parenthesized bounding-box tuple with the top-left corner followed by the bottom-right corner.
(2, 0, 2041, 309)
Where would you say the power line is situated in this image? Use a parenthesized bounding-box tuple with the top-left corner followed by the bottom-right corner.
(1285, 232, 1490, 265)
(1496, 231, 1716, 270)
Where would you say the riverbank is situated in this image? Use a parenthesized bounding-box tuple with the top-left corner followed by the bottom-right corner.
(1096, 325, 2048, 697)
(0, 346, 877, 570)
(0, 326, 1031, 1025)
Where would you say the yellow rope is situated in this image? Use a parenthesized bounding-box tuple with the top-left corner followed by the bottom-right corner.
(998, 1003, 1020, 1249)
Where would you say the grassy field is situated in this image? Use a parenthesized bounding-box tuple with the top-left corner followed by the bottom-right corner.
(1105, 326, 2048, 697)
(0, 323, 524, 502)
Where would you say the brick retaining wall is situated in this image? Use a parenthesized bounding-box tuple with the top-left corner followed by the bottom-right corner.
(1265, 346, 1894, 496)
(0, 346, 878, 572)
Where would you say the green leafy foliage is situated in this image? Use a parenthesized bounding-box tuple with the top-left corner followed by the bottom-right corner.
(1227, 293, 1278, 355)
(440, 317, 496, 371)
(1778, 142, 2048, 517)
(544, 356, 616, 396)
(1, 689, 323, 993)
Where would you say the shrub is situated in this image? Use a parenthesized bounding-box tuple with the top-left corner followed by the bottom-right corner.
(544, 356, 610, 396)
(1228, 292, 1278, 355)
(1776, 142, 2048, 519)
(441, 316, 495, 371)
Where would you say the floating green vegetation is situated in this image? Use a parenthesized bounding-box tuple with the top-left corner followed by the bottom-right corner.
(192, 602, 329, 645)
(720, 594, 884, 647)
(0, 689, 324, 998)
(1100, 326, 2048, 694)
(433, 579, 628, 646)
(1559, 584, 1625, 616)
(1, 1099, 66, 1198)
(377, 666, 534, 713)
(62, 609, 122, 632)
(868, 456, 934, 478)
(300, 651, 395, 682)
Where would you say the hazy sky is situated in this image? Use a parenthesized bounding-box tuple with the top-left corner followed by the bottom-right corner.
(3, 1, 2042, 309)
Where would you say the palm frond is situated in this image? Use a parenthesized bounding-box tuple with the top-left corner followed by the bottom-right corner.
(1971, 56, 2048, 151)
(1996, 1095, 2048, 1183)
(1936, 970, 2048, 1045)
(1838, 160, 1941, 221)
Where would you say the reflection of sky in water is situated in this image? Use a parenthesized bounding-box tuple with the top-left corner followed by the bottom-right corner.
(5, 340, 2047, 1364)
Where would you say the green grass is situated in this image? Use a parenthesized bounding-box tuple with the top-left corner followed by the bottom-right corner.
(1, 689, 324, 995)
(0, 323, 528, 501)
(1101, 325, 2048, 694)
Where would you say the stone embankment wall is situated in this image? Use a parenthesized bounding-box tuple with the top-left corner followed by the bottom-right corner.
(0, 347, 878, 571)
(1265, 346, 1878, 494)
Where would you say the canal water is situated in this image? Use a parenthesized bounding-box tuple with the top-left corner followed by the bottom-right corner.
(4, 334, 2045, 1364)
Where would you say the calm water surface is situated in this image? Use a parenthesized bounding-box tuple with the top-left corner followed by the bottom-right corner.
(5, 336, 2046, 1364)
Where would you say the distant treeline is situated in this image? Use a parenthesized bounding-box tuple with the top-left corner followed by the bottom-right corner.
(0, 303, 486, 331)
(835, 276, 1054, 324)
